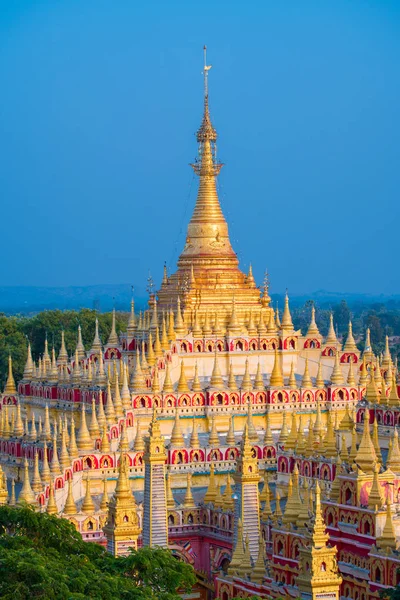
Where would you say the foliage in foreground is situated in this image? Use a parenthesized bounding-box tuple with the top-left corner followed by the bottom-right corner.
(0, 505, 196, 600)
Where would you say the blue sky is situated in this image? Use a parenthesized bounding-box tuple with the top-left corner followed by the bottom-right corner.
(1, 0, 399, 294)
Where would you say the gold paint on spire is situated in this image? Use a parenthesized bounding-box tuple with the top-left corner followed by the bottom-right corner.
(210, 352, 224, 389)
(387, 428, 400, 473)
(355, 409, 377, 473)
(31, 451, 42, 493)
(170, 407, 185, 448)
(177, 360, 190, 393)
(301, 357, 313, 388)
(208, 415, 220, 447)
(203, 462, 218, 504)
(270, 349, 283, 387)
(241, 358, 252, 391)
(41, 441, 51, 484)
(133, 420, 145, 452)
(226, 414, 236, 446)
(190, 418, 200, 448)
(330, 351, 344, 385)
(63, 479, 77, 515)
(325, 313, 338, 345)
(107, 309, 119, 346)
(228, 362, 237, 390)
(281, 293, 294, 330)
(81, 475, 95, 513)
(4, 355, 16, 394)
(46, 481, 58, 515)
(183, 472, 196, 508)
(378, 501, 397, 550)
(368, 463, 384, 510)
(278, 410, 289, 445)
(18, 459, 36, 505)
(343, 321, 357, 352)
(77, 402, 93, 450)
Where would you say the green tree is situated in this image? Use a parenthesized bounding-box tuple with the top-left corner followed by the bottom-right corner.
(0, 505, 195, 600)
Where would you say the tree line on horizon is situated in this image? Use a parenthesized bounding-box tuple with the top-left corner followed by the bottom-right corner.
(0, 300, 399, 389)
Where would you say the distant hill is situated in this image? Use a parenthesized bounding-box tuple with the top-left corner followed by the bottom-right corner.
(0, 285, 399, 315)
(0, 285, 148, 314)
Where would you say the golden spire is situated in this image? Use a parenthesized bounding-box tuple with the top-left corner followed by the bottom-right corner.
(59, 427, 70, 470)
(368, 463, 384, 510)
(263, 412, 273, 445)
(146, 332, 156, 367)
(278, 410, 289, 445)
(222, 476, 234, 511)
(330, 351, 344, 385)
(101, 424, 111, 453)
(288, 360, 297, 388)
(254, 361, 265, 391)
(113, 368, 124, 418)
(247, 309, 257, 335)
(41, 442, 51, 484)
(378, 501, 397, 551)
(166, 473, 175, 509)
(210, 352, 224, 389)
(183, 472, 196, 508)
(91, 318, 102, 353)
(167, 309, 176, 341)
(246, 400, 259, 442)
(340, 434, 349, 463)
(387, 428, 400, 473)
(121, 363, 131, 410)
(190, 418, 200, 448)
(14, 402, 24, 437)
(241, 358, 252, 390)
(266, 308, 276, 333)
(23, 343, 34, 379)
(96, 392, 106, 429)
(213, 310, 224, 336)
(228, 298, 240, 335)
(131, 349, 146, 391)
(105, 380, 116, 426)
(68, 417, 79, 459)
(170, 407, 185, 448)
(389, 373, 400, 407)
(18, 459, 36, 505)
(133, 420, 145, 452)
(281, 293, 294, 330)
(226, 414, 236, 446)
(4, 355, 16, 394)
(58, 330, 68, 363)
(301, 357, 313, 388)
(325, 313, 338, 345)
(228, 362, 237, 390)
(208, 415, 220, 447)
(107, 309, 119, 346)
(77, 402, 93, 450)
(202, 310, 212, 336)
(161, 314, 169, 350)
(49, 430, 61, 476)
(306, 304, 320, 336)
(347, 358, 356, 385)
(283, 469, 301, 524)
(228, 518, 245, 575)
(175, 297, 186, 336)
(269, 349, 283, 387)
(63, 480, 77, 515)
(339, 403, 354, 431)
(81, 475, 95, 513)
(154, 327, 163, 358)
(275, 306, 281, 328)
(96, 349, 107, 386)
(118, 422, 130, 452)
(177, 360, 190, 393)
(9, 478, 16, 506)
(285, 412, 298, 451)
(343, 321, 357, 352)
(46, 481, 58, 515)
(203, 462, 218, 504)
(366, 362, 380, 404)
(274, 490, 283, 520)
(309, 481, 329, 548)
(372, 418, 383, 464)
(191, 361, 202, 392)
(355, 409, 377, 473)
(151, 364, 161, 393)
(31, 451, 42, 493)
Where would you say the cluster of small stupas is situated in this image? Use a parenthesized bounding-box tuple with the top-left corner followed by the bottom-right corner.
(1, 50, 400, 600)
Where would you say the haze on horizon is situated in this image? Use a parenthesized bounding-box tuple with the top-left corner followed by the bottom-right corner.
(1, 0, 399, 296)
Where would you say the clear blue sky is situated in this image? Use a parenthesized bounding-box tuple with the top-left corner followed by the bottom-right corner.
(1, 0, 399, 294)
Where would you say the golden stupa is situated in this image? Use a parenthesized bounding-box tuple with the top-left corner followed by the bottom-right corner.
(157, 47, 269, 325)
